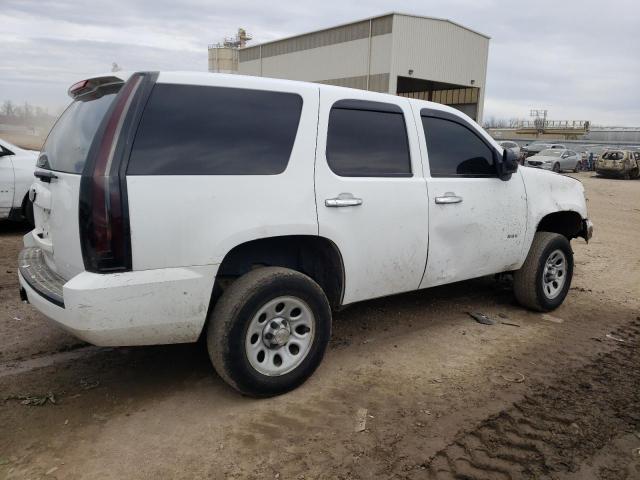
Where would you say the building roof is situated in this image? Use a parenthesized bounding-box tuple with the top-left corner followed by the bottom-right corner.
(241, 12, 490, 51)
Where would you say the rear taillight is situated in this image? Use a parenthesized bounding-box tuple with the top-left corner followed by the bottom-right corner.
(79, 73, 149, 273)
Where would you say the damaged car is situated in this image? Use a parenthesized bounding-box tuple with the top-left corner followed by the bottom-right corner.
(595, 150, 640, 179)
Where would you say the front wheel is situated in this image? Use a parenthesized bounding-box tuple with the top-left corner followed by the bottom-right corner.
(207, 267, 332, 397)
(22, 195, 35, 226)
(513, 232, 574, 312)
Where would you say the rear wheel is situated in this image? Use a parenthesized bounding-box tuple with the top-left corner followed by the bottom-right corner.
(207, 267, 331, 397)
(513, 232, 574, 312)
(573, 162, 581, 173)
(552, 162, 561, 173)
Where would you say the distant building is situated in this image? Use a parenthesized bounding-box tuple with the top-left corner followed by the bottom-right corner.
(237, 13, 489, 121)
(208, 28, 252, 74)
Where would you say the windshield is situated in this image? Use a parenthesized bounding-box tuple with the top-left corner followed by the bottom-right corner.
(40, 86, 119, 173)
(539, 149, 563, 157)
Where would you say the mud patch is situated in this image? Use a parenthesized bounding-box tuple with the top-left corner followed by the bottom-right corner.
(422, 318, 640, 479)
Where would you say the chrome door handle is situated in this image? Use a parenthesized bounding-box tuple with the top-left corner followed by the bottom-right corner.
(325, 195, 363, 207)
(434, 192, 463, 204)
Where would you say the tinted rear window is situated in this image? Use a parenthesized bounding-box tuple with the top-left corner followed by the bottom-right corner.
(41, 88, 118, 173)
(127, 84, 303, 175)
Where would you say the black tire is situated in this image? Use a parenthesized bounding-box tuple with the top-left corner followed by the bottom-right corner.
(552, 162, 560, 173)
(23, 196, 34, 226)
(207, 267, 331, 397)
(573, 162, 581, 173)
(513, 232, 574, 312)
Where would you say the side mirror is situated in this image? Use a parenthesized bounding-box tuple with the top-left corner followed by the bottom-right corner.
(497, 148, 518, 180)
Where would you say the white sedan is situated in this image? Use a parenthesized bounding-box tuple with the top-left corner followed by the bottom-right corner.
(0, 138, 38, 224)
(525, 148, 582, 173)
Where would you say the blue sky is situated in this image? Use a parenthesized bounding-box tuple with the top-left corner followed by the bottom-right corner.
(1, 0, 639, 126)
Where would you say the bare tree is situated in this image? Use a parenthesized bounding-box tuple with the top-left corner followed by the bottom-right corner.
(2, 100, 15, 116)
(483, 116, 509, 129)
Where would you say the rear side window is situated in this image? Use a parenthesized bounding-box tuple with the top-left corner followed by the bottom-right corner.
(326, 101, 411, 177)
(41, 88, 118, 173)
(421, 116, 496, 177)
(127, 84, 303, 175)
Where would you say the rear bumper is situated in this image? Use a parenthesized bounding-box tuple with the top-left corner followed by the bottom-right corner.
(596, 166, 628, 176)
(18, 247, 218, 346)
(19, 247, 65, 307)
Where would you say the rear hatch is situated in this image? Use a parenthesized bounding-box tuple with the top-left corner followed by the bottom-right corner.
(598, 151, 625, 170)
(31, 75, 128, 280)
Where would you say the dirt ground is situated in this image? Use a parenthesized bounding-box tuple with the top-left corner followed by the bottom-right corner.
(1, 173, 639, 480)
(0, 132, 45, 151)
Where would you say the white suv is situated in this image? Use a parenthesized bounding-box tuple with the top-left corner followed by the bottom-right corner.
(19, 72, 593, 396)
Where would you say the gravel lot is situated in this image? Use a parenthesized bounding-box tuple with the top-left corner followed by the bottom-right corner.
(1, 172, 639, 479)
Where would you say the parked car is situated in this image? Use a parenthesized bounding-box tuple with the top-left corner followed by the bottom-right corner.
(18, 72, 593, 396)
(596, 150, 640, 179)
(498, 141, 521, 157)
(0, 138, 38, 224)
(521, 142, 551, 158)
(585, 145, 607, 161)
(525, 148, 582, 173)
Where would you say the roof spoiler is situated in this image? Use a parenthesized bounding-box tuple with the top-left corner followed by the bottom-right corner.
(68, 76, 125, 99)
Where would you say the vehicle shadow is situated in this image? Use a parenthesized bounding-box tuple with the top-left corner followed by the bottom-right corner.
(2, 275, 515, 405)
(0, 220, 31, 237)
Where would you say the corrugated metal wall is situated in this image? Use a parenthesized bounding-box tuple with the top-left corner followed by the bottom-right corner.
(390, 16, 489, 88)
(238, 17, 393, 88)
(237, 13, 489, 119)
(390, 15, 488, 120)
(317, 74, 390, 93)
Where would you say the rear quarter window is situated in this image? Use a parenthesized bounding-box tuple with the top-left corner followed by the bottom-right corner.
(127, 84, 303, 175)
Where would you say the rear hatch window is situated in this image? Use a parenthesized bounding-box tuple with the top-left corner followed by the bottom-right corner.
(602, 151, 624, 160)
(39, 85, 120, 173)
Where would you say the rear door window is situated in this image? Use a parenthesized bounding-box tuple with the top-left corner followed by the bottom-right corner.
(326, 101, 411, 177)
(421, 116, 496, 177)
(127, 84, 303, 175)
(41, 87, 119, 173)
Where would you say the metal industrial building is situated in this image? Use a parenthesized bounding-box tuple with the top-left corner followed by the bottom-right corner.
(237, 13, 490, 121)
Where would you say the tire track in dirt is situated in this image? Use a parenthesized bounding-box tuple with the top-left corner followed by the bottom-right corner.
(421, 318, 640, 480)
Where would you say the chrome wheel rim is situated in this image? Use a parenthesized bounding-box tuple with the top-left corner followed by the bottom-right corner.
(245, 296, 315, 376)
(542, 249, 567, 299)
